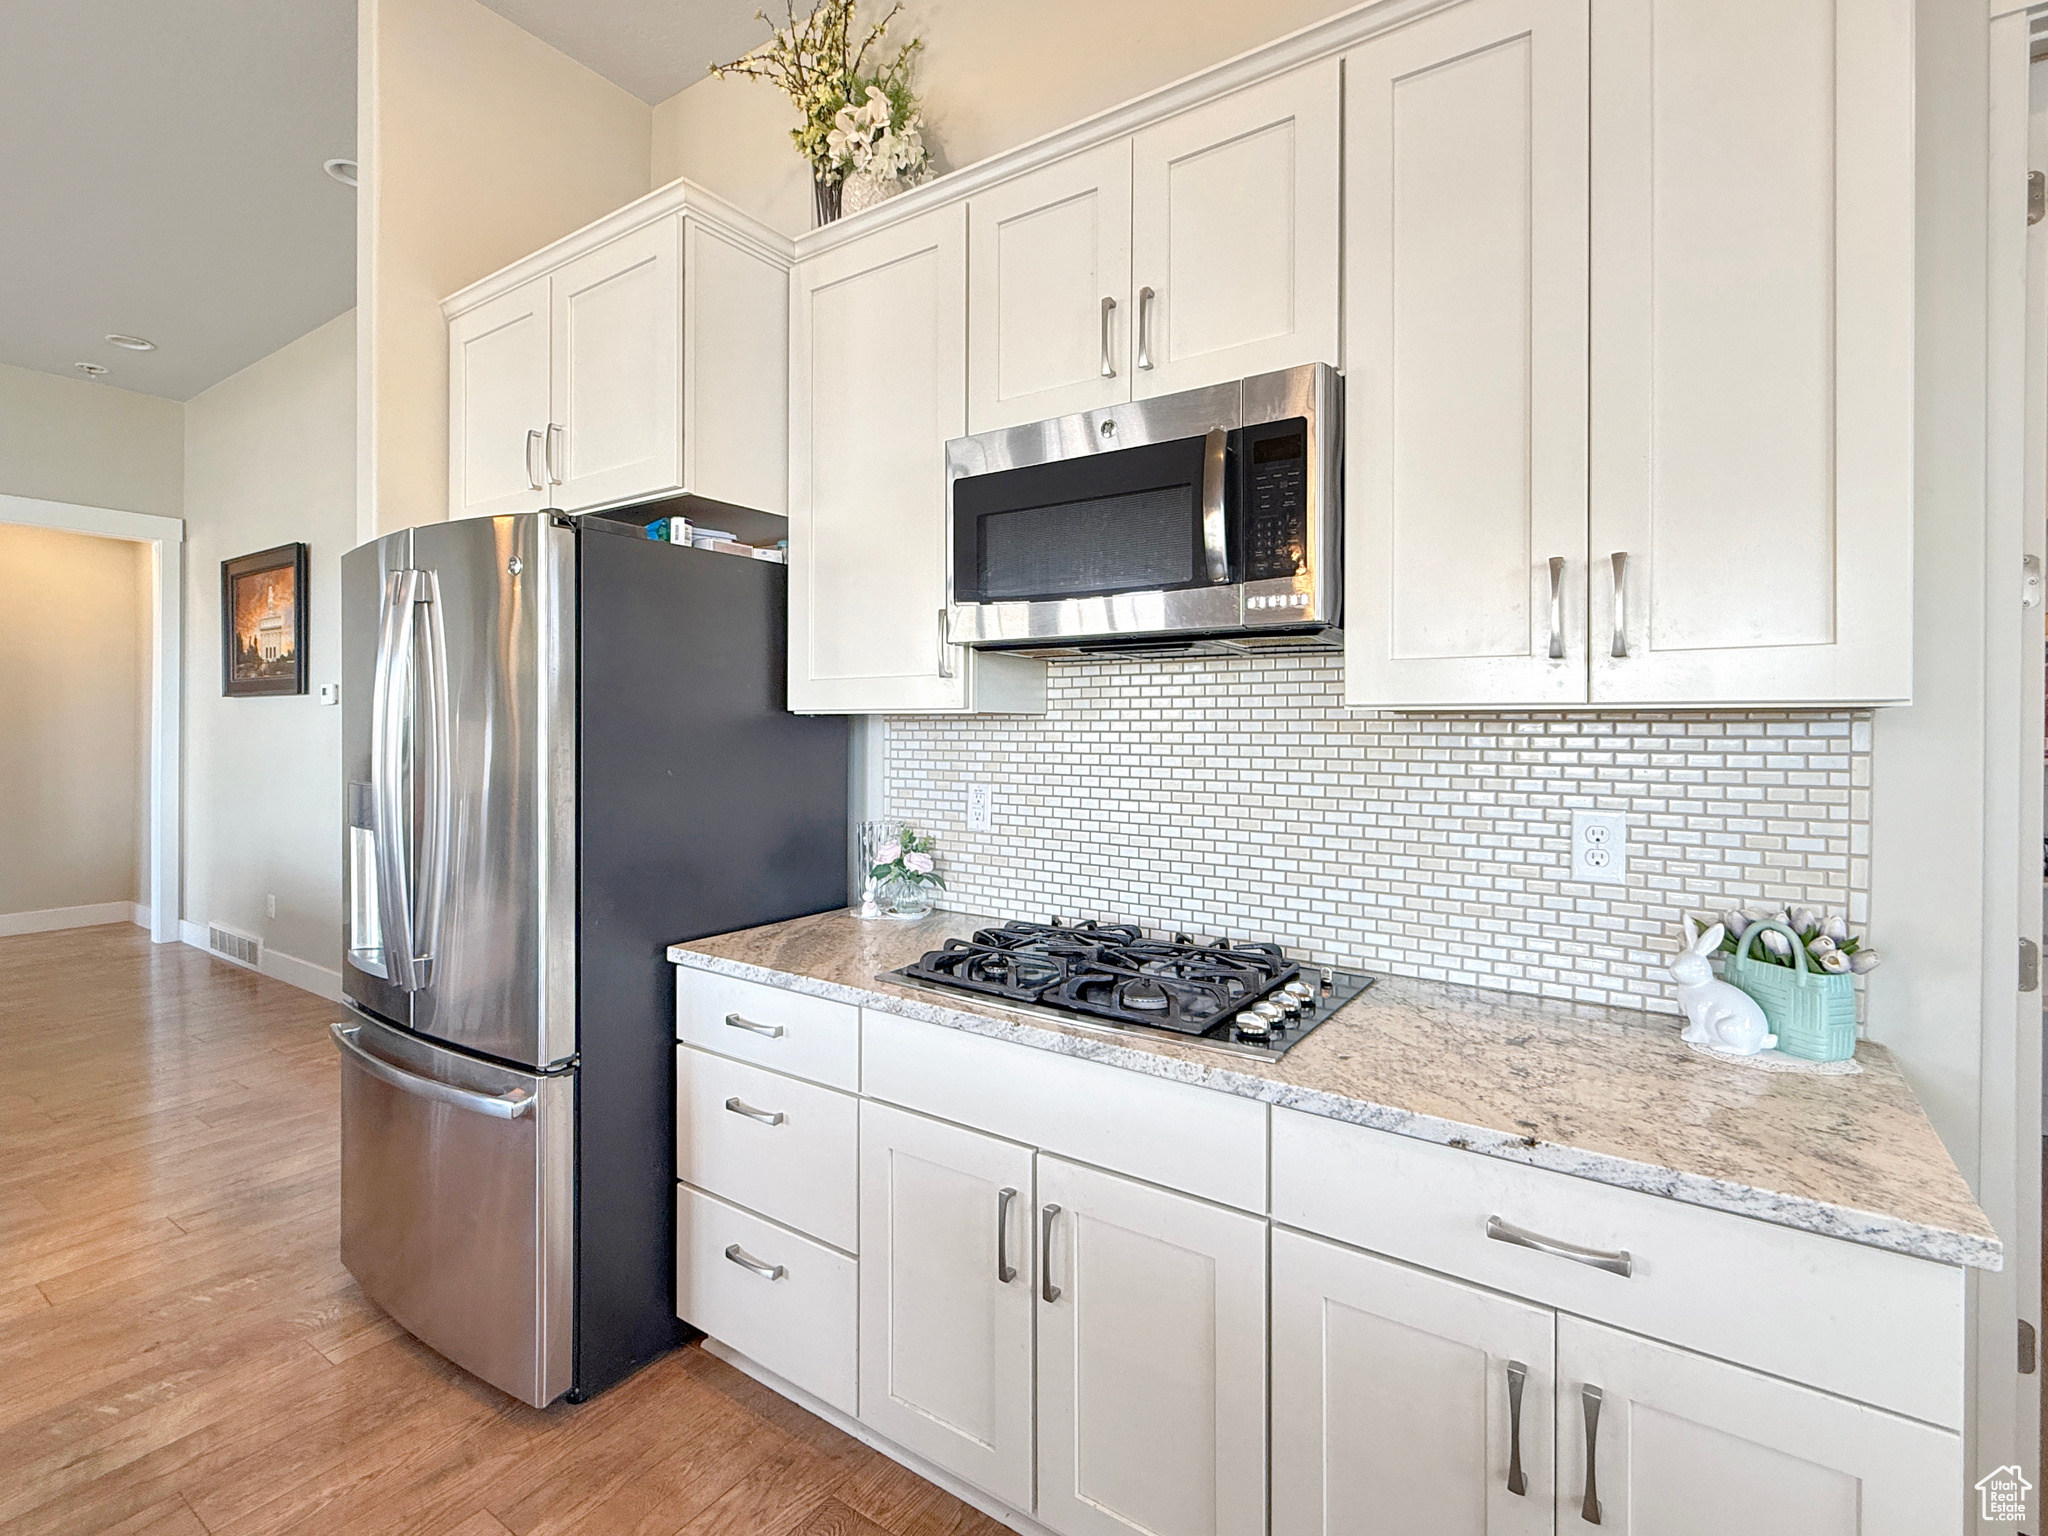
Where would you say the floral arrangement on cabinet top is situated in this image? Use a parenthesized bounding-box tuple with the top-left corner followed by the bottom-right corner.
(712, 0, 934, 225)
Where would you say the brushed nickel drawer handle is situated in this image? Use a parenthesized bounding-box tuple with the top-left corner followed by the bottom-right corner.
(1486, 1216, 1632, 1278)
(1547, 556, 1566, 660)
(724, 1096, 785, 1126)
(1099, 295, 1117, 378)
(997, 1187, 1018, 1283)
(1040, 1204, 1062, 1303)
(724, 1243, 786, 1281)
(723, 1012, 785, 1038)
(1609, 551, 1629, 658)
(1580, 1383, 1604, 1523)
(1505, 1359, 1528, 1496)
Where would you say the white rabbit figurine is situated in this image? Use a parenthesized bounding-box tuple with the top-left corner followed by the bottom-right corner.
(1671, 917, 1777, 1055)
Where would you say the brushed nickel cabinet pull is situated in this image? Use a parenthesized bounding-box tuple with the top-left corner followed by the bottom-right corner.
(525, 429, 544, 491)
(723, 1012, 785, 1038)
(1580, 1383, 1604, 1524)
(1099, 296, 1117, 378)
(1505, 1359, 1528, 1496)
(1136, 286, 1155, 370)
(997, 1187, 1018, 1283)
(724, 1243, 786, 1281)
(1040, 1204, 1062, 1303)
(723, 1095, 785, 1126)
(1609, 551, 1629, 658)
(1486, 1215, 1632, 1278)
(1547, 556, 1566, 660)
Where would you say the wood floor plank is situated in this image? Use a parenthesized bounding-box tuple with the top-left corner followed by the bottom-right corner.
(0, 924, 1002, 1536)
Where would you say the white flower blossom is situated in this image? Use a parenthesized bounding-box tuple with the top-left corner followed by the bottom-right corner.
(1822, 914, 1849, 943)
(1806, 934, 1836, 956)
(1817, 949, 1852, 974)
(1848, 949, 1883, 974)
(1760, 928, 1792, 958)
(1722, 910, 1750, 938)
(905, 850, 934, 875)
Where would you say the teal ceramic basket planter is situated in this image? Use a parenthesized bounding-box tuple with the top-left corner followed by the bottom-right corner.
(1722, 921, 1858, 1062)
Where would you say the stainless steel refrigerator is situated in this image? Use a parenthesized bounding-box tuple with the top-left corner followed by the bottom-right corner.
(333, 511, 847, 1408)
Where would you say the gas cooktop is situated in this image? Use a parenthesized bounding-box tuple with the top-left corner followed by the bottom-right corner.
(883, 919, 1373, 1060)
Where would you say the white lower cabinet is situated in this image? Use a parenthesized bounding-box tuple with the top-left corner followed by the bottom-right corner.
(1271, 1229, 1555, 1536)
(857, 1102, 1037, 1513)
(1559, 1316, 1960, 1535)
(1036, 1155, 1268, 1536)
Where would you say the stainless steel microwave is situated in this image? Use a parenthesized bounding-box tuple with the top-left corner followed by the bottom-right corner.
(944, 363, 1340, 658)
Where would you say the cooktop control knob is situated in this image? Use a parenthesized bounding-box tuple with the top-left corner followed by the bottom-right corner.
(1253, 1001, 1288, 1031)
(1232, 1011, 1272, 1044)
(1284, 980, 1315, 1009)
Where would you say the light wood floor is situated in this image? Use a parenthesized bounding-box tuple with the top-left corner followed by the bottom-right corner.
(0, 924, 1007, 1536)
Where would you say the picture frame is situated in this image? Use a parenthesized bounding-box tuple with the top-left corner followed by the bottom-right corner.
(221, 542, 309, 697)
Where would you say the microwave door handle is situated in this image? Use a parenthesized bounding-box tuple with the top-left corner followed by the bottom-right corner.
(1201, 427, 1229, 584)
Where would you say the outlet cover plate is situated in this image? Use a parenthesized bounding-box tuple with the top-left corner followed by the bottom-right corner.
(966, 783, 991, 833)
(1571, 810, 1628, 885)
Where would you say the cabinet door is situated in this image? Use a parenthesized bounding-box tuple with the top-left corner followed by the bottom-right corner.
(857, 1102, 1036, 1512)
(1036, 1156, 1266, 1536)
(547, 217, 682, 513)
(447, 276, 550, 520)
(967, 140, 1133, 433)
(1342, 0, 1590, 708)
(1588, 0, 1913, 704)
(1272, 1230, 1554, 1536)
(1129, 59, 1340, 399)
(790, 205, 990, 713)
(1557, 1317, 1960, 1535)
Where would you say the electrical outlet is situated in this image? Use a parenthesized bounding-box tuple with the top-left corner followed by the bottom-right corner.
(266, 894, 277, 919)
(966, 783, 992, 833)
(1570, 810, 1628, 885)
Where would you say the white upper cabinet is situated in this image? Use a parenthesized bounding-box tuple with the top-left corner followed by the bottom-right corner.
(967, 141, 1134, 433)
(547, 219, 679, 514)
(1346, 0, 1915, 708)
(1035, 1155, 1268, 1536)
(1342, 0, 1590, 708)
(1272, 1229, 1555, 1536)
(448, 276, 553, 521)
(1587, 0, 1913, 705)
(1557, 1317, 1959, 1536)
(857, 1102, 1036, 1513)
(788, 204, 1044, 714)
(1130, 60, 1341, 399)
(443, 184, 791, 522)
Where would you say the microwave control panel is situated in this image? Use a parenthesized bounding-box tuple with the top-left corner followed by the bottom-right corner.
(1242, 421, 1309, 582)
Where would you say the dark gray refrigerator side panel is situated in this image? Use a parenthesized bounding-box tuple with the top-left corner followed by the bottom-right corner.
(409, 515, 578, 1070)
(340, 528, 413, 1028)
(575, 533, 849, 1398)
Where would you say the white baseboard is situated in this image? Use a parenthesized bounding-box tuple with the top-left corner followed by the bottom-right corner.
(180, 917, 345, 1003)
(0, 900, 148, 938)
(699, 1340, 1051, 1536)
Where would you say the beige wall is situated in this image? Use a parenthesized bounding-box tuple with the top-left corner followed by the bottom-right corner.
(0, 363, 183, 517)
(0, 525, 149, 918)
(182, 312, 356, 978)
(359, 0, 651, 538)
(650, 0, 1363, 236)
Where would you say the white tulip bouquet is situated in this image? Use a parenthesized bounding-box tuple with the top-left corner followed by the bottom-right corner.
(1714, 908, 1881, 976)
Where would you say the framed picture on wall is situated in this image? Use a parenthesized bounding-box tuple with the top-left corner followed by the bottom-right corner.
(222, 543, 309, 697)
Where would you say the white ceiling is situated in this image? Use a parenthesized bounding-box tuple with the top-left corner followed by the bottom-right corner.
(476, 0, 772, 105)
(0, 0, 357, 401)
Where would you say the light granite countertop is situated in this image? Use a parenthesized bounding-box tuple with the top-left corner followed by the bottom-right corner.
(667, 908, 2001, 1271)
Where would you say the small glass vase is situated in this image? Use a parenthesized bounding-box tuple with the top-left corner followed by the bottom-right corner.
(855, 818, 905, 919)
(883, 875, 938, 919)
(813, 175, 844, 227)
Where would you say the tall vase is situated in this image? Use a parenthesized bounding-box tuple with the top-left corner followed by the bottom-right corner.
(813, 175, 844, 227)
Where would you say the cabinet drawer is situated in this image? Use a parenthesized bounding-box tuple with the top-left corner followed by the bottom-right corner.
(676, 967, 859, 1090)
(862, 1008, 1267, 1212)
(676, 1183, 857, 1416)
(677, 1047, 858, 1252)
(1271, 1108, 1965, 1430)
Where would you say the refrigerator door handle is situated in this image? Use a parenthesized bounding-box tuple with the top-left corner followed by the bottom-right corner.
(412, 570, 453, 987)
(371, 570, 422, 991)
(331, 1023, 536, 1118)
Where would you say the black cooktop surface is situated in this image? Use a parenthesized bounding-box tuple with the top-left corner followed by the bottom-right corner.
(886, 918, 1372, 1059)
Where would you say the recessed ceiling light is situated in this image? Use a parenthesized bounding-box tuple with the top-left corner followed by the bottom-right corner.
(324, 158, 358, 188)
(74, 362, 108, 377)
(104, 333, 155, 352)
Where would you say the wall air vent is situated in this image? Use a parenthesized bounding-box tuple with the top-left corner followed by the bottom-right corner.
(207, 923, 262, 970)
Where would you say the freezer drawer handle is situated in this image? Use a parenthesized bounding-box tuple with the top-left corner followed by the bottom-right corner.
(725, 1243, 787, 1281)
(723, 1012, 785, 1039)
(1486, 1216, 1632, 1278)
(330, 1024, 535, 1120)
(724, 1096, 786, 1126)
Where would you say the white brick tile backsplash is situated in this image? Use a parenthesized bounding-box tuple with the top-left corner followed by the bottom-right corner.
(886, 654, 1870, 1019)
